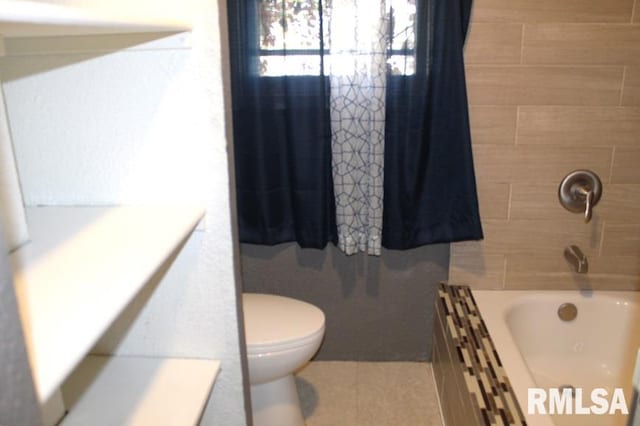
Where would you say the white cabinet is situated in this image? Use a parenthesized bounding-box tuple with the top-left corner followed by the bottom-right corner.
(0, 3, 224, 424)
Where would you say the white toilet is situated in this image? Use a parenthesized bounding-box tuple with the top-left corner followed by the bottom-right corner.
(242, 293, 325, 426)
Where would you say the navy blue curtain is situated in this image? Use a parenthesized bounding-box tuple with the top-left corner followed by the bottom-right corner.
(227, 0, 337, 248)
(227, 0, 482, 250)
(382, 0, 483, 248)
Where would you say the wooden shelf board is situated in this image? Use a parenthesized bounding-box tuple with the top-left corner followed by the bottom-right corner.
(10, 206, 204, 402)
(0, 0, 189, 38)
(61, 355, 220, 426)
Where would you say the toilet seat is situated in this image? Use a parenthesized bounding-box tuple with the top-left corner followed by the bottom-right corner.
(243, 293, 325, 356)
(247, 327, 325, 355)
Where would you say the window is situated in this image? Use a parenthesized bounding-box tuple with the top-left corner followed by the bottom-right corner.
(258, 0, 417, 76)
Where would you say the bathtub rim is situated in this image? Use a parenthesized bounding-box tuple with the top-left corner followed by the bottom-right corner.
(472, 289, 640, 426)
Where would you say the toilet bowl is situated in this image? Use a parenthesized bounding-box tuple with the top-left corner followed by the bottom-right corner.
(243, 293, 325, 426)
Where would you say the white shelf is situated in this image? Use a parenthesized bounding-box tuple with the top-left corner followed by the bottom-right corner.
(61, 355, 220, 426)
(10, 206, 204, 402)
(0, 0, 190, 38)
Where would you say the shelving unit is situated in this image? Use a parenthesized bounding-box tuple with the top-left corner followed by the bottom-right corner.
(61, 356, 220, 426)
(0, 0, 189, 37)
(0, 2, 226, 424)
(10, 206, 205, 402)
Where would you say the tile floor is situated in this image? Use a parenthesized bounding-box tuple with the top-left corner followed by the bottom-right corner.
(295, 361, 444, 426)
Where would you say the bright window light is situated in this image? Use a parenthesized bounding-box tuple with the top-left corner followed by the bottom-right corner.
(258, 0, 416, 76)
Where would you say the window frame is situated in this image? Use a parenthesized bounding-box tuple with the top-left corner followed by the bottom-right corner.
(256, 0, 418, 77)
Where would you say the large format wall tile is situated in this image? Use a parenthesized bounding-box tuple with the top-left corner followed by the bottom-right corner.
(465, 23, 523, 64)
(611, 147, 640, 183)
(472, 219, 603, 256)
(466, 66, 623, 106)
(477, 182, 510, 219)
(472, 145, 612, 183)
(517, 107, 640, 146)
(472, 0, 635, 23)
(449, 245, 505, 289)
(622, 67, 640, 106)
(509, 183, 640, 223)
(522, 24, 640, 65)
(599, 184, 640, 221)
(509, 183, 574, 221)
(505, 254, 640, 290)
(601, 224, 640, 256)
(469, 106, 517, 145)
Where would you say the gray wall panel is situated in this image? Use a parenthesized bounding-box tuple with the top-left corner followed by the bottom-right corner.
(239, 243, 449, 361)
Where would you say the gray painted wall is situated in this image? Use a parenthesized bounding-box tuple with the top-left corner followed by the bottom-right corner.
(240, 243, 449, 361)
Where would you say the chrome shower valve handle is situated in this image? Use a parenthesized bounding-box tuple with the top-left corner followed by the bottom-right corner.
(575, 186, 594, 223)
(584, 188, 593, 223)
(558, 170, 602, 224)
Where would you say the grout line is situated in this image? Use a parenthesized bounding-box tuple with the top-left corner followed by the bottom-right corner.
(601, 145, 614, 257)
(506, 183, 513, 220)
(598, 221, 606, 257)
(619, 66, 628, 106)
(471, 64, 626, 69)
(514, 106, 521, 145)
(608, 146, 617, 185)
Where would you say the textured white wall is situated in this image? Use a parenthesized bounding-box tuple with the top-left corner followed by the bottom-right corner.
(2, 39, 207, 205)
(0, 221, 42, 426)
(0, 79, 28, 251)
(0, 2, 247, 425)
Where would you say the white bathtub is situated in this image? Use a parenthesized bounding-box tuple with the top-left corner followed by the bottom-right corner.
(473, 290, 640, 426)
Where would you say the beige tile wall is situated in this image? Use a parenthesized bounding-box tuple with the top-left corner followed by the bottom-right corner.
(449, 0, 640, 290)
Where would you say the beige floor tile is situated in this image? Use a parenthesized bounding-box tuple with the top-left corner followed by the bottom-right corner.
(296, 361, 358, 426)
(296, 362, 443, 426)
(355, 362, 442, 426)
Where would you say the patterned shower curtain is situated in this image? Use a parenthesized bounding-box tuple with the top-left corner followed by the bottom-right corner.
(329, 0, 388, 256)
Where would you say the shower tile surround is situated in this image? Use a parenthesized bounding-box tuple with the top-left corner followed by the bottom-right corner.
(433, 284, 526, 426)
(451, 0, 640, 290)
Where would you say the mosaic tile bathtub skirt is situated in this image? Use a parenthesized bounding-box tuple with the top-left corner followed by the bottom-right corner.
(433, 284, 527, 426)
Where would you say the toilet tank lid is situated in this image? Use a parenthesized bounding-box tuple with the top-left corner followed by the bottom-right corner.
(242, 293, 325, 347)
